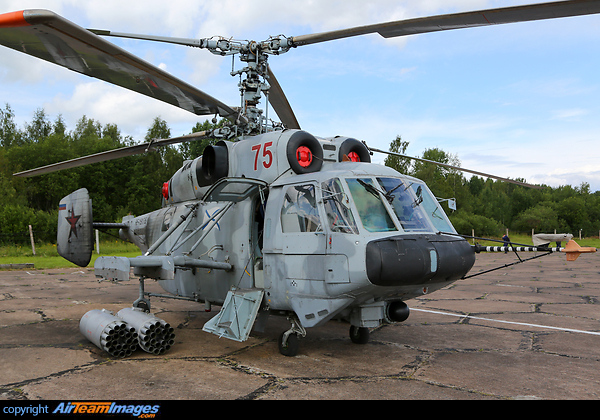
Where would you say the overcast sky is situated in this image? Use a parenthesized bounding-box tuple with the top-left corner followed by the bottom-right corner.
(1, 0, 599, 192)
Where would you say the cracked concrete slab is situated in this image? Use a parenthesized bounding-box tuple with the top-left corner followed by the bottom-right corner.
(1, 251, 599, 400)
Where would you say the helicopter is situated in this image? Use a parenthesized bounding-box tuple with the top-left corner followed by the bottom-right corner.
(1, 1, 598, 357)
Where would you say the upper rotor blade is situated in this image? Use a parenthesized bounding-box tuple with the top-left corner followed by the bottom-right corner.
(267, 65, 300, 130)
(0, 10, 237, 120)
(368, 146, 543, 189)
(13, 131, 209, 178)
(87, 29, 204, 48)
(290, 0, 600, 46)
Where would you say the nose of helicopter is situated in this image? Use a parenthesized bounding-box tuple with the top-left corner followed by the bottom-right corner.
(365, 234, 475, 287)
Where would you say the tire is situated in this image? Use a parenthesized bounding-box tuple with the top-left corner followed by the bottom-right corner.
(349, 325, 369, 344)
(286, 131, 323, 174)
(134, 299, 151, 312)
(278, 332, 300, 357)
(338, 138, 371, 163)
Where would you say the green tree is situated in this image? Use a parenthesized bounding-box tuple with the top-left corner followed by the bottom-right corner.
(557, 196, 588, 234)
(0, 103, 20, 148)
(24, 108, 52, 143)
(123, 117, 183, 216)
(383, 135, 411, 175)
(411, 148, 463, 209)
(449, 211, 503, 236)
(181, 119, 225, 159)
(512, 202, 567, 233)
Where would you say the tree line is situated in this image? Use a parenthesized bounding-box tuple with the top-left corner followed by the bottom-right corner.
(384, 135, 600, 238)
(0, 104, 217, 244)
(1, 103, 599, 244)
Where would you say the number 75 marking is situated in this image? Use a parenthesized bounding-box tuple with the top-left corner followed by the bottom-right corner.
(252, 141, 273, 171)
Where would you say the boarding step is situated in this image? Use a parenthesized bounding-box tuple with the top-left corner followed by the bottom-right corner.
(202, 288, 264, 342)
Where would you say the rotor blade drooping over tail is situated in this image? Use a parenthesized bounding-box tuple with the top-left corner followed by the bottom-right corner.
(13, 130, 210, 178)
(367, 146, 542, 189)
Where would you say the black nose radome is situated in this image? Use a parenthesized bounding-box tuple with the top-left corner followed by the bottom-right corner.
(366, 234, 475, 287)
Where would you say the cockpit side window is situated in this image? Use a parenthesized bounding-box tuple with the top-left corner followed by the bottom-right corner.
(322, 178, 358, 234)
(346, 178, 397, 233)
(407, 181, 455, 233)
(280, 184, 323, 233)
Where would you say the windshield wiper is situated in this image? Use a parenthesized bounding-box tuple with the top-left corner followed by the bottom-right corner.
(382, 182, 403, 203)
(357, 179, 386, 200)
(411, 185, 423, 208)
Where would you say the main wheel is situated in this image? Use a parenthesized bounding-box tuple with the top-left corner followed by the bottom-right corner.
(278, 332, 300, 357)
(134, 299, 151, 312)
(349, 326, 370, 344)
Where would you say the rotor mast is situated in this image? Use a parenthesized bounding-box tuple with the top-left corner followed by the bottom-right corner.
(198, 36, 294, 134)
(229, 41, 272, 134)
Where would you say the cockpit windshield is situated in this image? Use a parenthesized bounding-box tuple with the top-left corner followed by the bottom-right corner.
(377, 177, 454, 233)
(321, 176, 455, 235)
(346, 178, 397, 233)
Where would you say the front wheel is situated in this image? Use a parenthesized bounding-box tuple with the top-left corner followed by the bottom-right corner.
(349, 326, 369, 344)
(278, 332, 300, 357)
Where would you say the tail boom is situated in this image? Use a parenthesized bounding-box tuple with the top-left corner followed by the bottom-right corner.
(474, 239, 596, 262)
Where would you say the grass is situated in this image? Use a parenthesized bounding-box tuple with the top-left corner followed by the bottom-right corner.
(0, 240, 141, 270)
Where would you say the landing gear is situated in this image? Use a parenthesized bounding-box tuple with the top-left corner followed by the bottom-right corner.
(133, 277, 151, 312)
(349, 325, 370, 344)
(278, 331, 300, 357)
(278, 314, 306, 357)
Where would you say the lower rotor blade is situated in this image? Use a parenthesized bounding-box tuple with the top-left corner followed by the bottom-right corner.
(13, 131, 209, 178)
(368, 146, 543, 189)
(267, 65, 300, 129)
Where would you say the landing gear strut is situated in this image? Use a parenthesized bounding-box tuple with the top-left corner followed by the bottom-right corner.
(278, 314, 306, 357)
(133, 277, 151, 312)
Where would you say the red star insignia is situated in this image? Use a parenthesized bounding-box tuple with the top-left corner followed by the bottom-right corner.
(65, 206, 81, 239)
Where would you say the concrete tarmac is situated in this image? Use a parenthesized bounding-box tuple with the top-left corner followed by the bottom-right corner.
(1, 251, 599, 400)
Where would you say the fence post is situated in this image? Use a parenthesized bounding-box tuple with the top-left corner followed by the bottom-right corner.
(96, 229, 100, 254)
(28, 225, 36, 256)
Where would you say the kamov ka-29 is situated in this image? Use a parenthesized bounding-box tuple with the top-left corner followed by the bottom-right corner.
(3, 1, 597, 356)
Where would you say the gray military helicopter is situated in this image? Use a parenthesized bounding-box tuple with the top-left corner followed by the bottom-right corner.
(2, 1, 598, 356)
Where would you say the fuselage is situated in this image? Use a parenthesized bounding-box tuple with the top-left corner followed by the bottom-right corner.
(119, 129, 476, 329)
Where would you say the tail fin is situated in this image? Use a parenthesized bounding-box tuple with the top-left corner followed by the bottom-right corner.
(57, 188, 94, 267)
(561, 240, 597, 262)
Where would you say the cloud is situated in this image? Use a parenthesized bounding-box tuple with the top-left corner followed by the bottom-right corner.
(531, 170, 600, 191)
(43, 81, 202, 138)
(551, 108, 589, 121)
(2, 0, 600, 192)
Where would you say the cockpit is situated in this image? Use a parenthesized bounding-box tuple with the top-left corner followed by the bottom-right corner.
(321, 176, 455, 235)
(279, 174, 455, 236)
